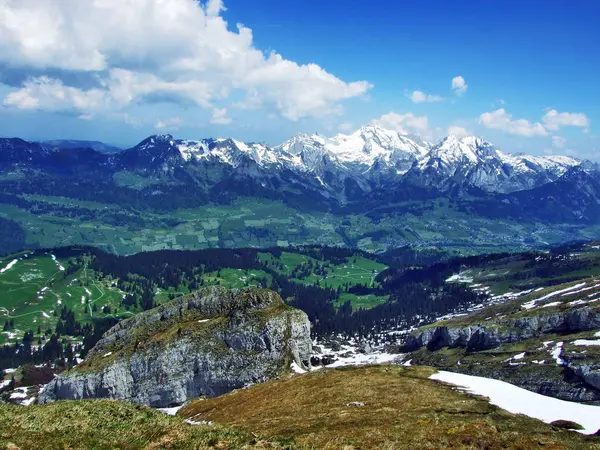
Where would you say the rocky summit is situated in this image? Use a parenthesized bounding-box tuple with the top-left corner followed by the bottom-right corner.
(39, 286, 311, 407)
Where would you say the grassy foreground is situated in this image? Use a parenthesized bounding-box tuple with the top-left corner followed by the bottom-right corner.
(2, 365, 599, 449)
(180, 365, 600, 450)
(0, 400, 284, 450)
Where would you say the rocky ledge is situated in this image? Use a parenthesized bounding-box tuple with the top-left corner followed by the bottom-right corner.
(39, 286, 312, 407)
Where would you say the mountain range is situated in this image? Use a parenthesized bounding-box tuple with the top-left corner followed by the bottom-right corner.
(0, 125, 591, 197)
(0, 125, 599, 254)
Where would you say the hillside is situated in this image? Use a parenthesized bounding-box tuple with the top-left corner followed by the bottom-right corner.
(2, 366, 600, 449)
(178, 365, 599, 449)
(400, 241, 600, 403)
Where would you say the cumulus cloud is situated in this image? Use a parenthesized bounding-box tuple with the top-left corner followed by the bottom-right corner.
(451, 76, 468, 95)
(372, 112, 429, 135)
(210, 108, 232, 125)
(0, 0, 371, 121)
(406, 90, 443, 104)
(156, 117, 183, 130)
(479, 108, 547, 137)
(447, 126, 470, 138)
(542, 109, 589, 131)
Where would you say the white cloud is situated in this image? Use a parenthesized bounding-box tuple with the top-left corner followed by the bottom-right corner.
(451, 76, 468, 96)
(447, 126, 470, 138)
(542, 109, 589, 131)
(0, 0, 371, 121)
(372, 112, 429, 135)
(406, 90, 443, 104)
(210, 108, 232, 125)
(551, 135, 566, 149)
(479, 108, 548, 137)
(3, 76, 108, 111)
(156, 117, 183, 130)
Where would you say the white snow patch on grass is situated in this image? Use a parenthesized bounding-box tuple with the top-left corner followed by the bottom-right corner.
(542, 301, 562, 309)
(20, 397, 36, 406)
(573, 339, 600, 346)
(41, 312, 50, 318)
(197, 319, 210, 323)
(512, 352, 526, 360)
(290, 362, 307, 374)
(430, 370, 600, 434)
(0, 259, 18, 274)
(103, 352, 112, 358)
(158, 405, 183, 416)
(521, 282, 586, 310)
(550, 342, 565, 366)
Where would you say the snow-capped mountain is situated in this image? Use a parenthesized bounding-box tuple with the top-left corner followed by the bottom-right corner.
(0, 126, 584, 199)
(273, 125, 429, 177)
(408, 135, 580, 193)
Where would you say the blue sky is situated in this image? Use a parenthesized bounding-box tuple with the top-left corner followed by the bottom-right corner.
(0, 0, 597, 159)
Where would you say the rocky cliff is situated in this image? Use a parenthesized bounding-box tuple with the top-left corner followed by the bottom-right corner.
(39, 286, 312, 407)
(402, 307, 600, 352)
(400, 284, 600, 404)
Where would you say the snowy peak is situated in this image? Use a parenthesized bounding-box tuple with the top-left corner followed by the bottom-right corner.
(111, 126, 585, 194)
(427, 135, 496, 166)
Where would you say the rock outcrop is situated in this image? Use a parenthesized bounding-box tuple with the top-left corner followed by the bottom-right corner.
(39, 287, 312, 407)
(402, 306, 600, 403)
(402, 307, 600, 352)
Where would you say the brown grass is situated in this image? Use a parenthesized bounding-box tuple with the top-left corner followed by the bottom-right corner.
(180, 365, 600, 450)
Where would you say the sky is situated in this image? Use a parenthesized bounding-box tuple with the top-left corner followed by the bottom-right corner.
(0, 0, 598, 159)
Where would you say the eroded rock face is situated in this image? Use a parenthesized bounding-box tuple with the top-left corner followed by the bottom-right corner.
(402, 307, 600, 403)
(402, 308, 600, 352)
(39, 287, 311, 407)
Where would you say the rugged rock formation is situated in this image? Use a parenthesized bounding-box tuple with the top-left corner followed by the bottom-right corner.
(402, 307, 600, 352)
(39, 287, 312, 407)
(402, 306, 600, 403)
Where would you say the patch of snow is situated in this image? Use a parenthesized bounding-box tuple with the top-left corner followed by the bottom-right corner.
(402, 359, 412, 367)
(197, 319, 209, 323)
(10, 391, 27, 399)
(532, 360, 546, 365)
(512, 352, 526, 360)
(522, 282, 587, 310)
(103, 352, 113, 358)
(572, 339, 600, 346)
(430, 370, 600, 434)
(568, 299, 588, 307)
(290, 362, 307, 374)
(185, 419, 213, 426)
(20, 397, 36, 406)
(446, 273, 473, 284)
(0, 259, 18, 274)
(542, 301, 562, 308)
(550, 342, 566, 366)
(158, 405, 183, 416)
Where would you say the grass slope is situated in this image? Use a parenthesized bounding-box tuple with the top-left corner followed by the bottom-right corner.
(0, 400, 283, 450)
(180, 365, 600, 449)
(0, 252, 129, 345)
